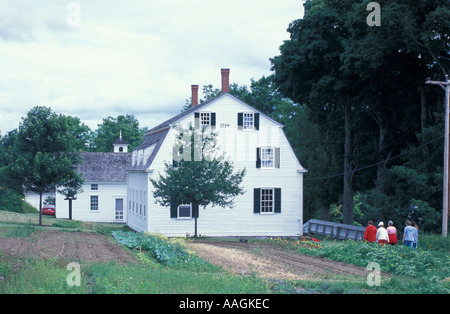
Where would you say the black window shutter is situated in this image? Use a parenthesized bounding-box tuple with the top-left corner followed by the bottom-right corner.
(253, 188, 261, 214)
(192, 204, 199, 218)
(172, 146, 179, 167)
(275, 147, 280, 168)
(254, 113, 260, 130)
(274, 188, 281, 213)
(256, 148, 261, 168)
(237, 113, 243, 130)
(194, 112, 200, 129)
(170, 202, 178, 218)
(211, 113, 216, 129)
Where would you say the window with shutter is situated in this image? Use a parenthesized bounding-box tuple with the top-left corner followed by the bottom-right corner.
(256, 147, 280, 169)
(253, 188, 281, 214)
(195, 112, 216, 129)
(238, 112, 259, 131)
(260, 188, 274, 213)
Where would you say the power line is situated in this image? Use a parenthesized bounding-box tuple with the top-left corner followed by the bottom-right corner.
(304, 135, 444, 181)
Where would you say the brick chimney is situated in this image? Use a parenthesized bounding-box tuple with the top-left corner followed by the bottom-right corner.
(191, 84, 199, 106)
(221, 68, 230, 93)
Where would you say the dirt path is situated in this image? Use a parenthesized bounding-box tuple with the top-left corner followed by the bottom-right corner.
(0, 230, 137, 264)
(189, 240, 369, 281)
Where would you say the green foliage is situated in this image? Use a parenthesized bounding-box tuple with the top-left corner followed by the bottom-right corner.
(150, 124, 245, 236)
(151, 124, 246, 208)
(301, 238, 450, 280)
(4, 222, 35, 238)
(0, 255, 87, 294)
(51, 220, 83, 229)
(8, 107, 85, 195)
(270, 0, 450, 227)
(91, 114, 147, 152)
(0, 187, 23, 213)
(112, 230, 214, 270)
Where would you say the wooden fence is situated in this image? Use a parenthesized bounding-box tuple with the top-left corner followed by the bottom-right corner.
(302, 219, 366, 241)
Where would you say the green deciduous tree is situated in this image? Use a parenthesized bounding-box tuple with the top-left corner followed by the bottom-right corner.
(271, 0, 449, 229)
(7, 106, 85, 225)
(150, 124, 246, 237)
(91, 114, 147, 152)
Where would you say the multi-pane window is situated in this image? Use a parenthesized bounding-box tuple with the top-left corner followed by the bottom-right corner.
(261, 148, 274, 168)
(91, 184, 98, 190)
(200, 112, 211, 127)
(243, 113, 254, 130)
(90, 195, 99, 211)
(260, 189, 274, 213)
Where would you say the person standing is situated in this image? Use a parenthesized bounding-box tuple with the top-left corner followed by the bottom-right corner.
(387, 221, 398, 245)
(411, 221, 419, 249)
(376, 222, 389, 246)
(403, 220, 415, 247)
(363, 220, 377, 243)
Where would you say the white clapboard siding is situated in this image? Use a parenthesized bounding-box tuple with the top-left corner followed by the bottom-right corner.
(126, 172, 149, 232)
(131, 93, 306, 236)
(55, 182, 127, 223)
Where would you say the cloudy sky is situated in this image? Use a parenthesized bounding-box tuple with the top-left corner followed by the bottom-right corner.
(0, 0, 305, 134)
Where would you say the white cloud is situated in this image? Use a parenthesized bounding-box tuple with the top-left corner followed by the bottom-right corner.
(0, 0, 304, 134)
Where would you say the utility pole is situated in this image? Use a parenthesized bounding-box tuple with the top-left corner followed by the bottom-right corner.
(426, 75, 450, 237)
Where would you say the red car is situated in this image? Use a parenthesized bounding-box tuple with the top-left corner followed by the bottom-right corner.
(42, 205, 55, 216)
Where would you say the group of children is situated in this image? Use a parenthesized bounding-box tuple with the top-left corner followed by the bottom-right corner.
(363, 220, 419, 248)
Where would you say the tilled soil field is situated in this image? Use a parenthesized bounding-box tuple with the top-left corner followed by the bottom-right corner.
(0, 229, 136, 264)
(0, 228, 370, 282)
(189, 240, 369, 280)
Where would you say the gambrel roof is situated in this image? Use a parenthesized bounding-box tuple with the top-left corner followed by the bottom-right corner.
(128, 92, 293, 172)
(147, 93, 283, 135)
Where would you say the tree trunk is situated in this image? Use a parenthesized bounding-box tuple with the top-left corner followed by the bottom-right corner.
(39, 192, 43, 226)
(420, 85, 430, 159)
(193, 203, 198, 237)
(376, 124, 389, 195)
(69, 199, 73, 220)
(320, 203, 330, 221)
(342, 101, 354, 225)
(320, 130, 332, 220)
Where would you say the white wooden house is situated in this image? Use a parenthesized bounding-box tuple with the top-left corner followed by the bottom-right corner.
(127, 69, 306, 236)
(55, 137, 131, 223)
